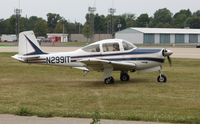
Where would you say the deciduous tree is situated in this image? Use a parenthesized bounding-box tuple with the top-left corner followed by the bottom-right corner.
(47, 13, 61, 33)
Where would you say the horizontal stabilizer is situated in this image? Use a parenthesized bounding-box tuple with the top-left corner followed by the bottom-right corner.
(12, 54, 41, 62)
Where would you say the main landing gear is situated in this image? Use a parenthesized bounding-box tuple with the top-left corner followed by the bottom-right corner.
(104, 71, 130, 84)
(104, 76, 114, 84)
(103, 70, 167, 84)
(120, 71, 130, 81)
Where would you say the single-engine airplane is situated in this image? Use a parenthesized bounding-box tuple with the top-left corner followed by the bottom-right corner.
(12, 31, 173, 84)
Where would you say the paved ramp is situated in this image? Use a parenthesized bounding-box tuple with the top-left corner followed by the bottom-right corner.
(168, 48, 200, 59)
(1, 46, 200, 59)
(0, 114, 174, 124)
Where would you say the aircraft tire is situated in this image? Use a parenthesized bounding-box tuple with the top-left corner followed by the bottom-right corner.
(157, 74, 167, 83)
(120, 73, 130, 81)
(104, 77, 114, 84)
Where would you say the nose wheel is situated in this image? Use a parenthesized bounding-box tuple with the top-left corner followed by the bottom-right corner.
(104, 76, 114, 84)
(157, 74, 167, 83)
(120, 72, 130, 81)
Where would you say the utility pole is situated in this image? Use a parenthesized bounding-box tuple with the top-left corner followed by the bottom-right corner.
(62, 18, 65, 42)
(108, 8, 116, 38)
(88, 7, 96, 42)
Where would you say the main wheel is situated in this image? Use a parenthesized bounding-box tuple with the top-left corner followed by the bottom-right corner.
(104, 77, 114, 84)
(157, 74, 167, 83)
(120, 73, 130, 81)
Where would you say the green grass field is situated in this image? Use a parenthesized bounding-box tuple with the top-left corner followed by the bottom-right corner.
(0, 53, 200, 124)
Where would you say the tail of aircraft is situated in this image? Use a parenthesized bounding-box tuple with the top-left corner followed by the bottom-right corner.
(18, 31, 46, 55)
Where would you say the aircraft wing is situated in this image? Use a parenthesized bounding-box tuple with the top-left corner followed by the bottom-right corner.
(80, 58, 136, 71)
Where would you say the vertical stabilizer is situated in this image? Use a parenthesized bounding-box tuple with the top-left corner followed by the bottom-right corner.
(18, 31, 46, 55)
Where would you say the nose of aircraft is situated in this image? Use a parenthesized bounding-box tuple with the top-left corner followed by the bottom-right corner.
(162, 49, 173, 66)
(162, 49, 173, 57)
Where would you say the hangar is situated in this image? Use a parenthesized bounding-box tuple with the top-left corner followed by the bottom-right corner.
(115, 27, 200, 44)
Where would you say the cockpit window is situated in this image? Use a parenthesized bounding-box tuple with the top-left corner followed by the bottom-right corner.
(122, 41, 134, 51)
(103, 43, 120, 52)
(82, 44, 100, 52)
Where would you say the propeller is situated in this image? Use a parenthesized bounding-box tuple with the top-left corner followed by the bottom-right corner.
(162, 49, 173, 66)
(167, 56, 172, 66)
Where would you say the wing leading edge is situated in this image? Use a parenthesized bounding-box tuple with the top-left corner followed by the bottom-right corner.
(80, 58, 136, 71)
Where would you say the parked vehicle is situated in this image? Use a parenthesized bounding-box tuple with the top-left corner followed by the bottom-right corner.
(196, 44, 200, 48)
(1, 34, 17, 42)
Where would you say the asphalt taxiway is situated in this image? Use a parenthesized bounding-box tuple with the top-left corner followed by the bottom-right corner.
(0, 46, 199, 59)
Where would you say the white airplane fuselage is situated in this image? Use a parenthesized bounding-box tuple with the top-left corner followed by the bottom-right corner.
(15, 47, 165, 71)
(12, 31, 173, 84)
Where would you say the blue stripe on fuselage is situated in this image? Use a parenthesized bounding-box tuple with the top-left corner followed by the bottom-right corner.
(71, 57, 164, 63)
(130, 48, 161, 54)
(71, 48, 162, 59)
(70, 48, 164, 63)
(104, 58, 165, 63)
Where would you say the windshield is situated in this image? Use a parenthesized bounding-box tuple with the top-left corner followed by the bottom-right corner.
(122, 41, 135, 51)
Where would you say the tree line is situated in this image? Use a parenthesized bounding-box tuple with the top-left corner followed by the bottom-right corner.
(0, 13, 82, 37)
(0, 8, 200, 37)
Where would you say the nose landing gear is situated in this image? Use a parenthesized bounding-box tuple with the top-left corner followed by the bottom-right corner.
(157, 74, 167, 83)
(157, 68, 167, 83)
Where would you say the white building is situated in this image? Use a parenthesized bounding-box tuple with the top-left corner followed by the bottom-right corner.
(115, 27, 200, 44)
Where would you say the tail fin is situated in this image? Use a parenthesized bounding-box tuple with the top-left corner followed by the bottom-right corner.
(18, 31, 46, 55)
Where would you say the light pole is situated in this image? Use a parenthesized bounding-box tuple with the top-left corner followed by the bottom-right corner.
(108, 8, 116, 38)
(88, 7, 96, 42)
(14, 0, 22, 42)
(14, 8, 22, 42)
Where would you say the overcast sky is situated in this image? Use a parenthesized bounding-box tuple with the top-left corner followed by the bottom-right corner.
(0, 0, 200, 24)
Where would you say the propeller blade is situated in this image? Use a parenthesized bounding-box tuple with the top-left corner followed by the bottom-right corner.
(167, 56, 172, 66)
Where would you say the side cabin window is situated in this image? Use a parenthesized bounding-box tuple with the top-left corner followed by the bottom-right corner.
(122, 41, 134, 51)
(103, 43, 120, 52)
(82, 44, 100, 52)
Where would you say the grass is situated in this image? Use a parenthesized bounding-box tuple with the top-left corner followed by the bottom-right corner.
(16, 107, 33, 116)
(0, 42, 17, 47)
(0, 44, 9, 47)
(0, 52, 200, 123)
(90, 111, 101, 124)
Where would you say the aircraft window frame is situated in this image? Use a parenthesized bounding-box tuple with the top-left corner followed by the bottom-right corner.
(82, 44, 100, 53)
(102, 42, 120, 52)
(122, 41, 134, 51)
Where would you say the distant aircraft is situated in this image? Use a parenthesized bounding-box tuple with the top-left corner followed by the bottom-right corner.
(12, 31, 173, 84)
